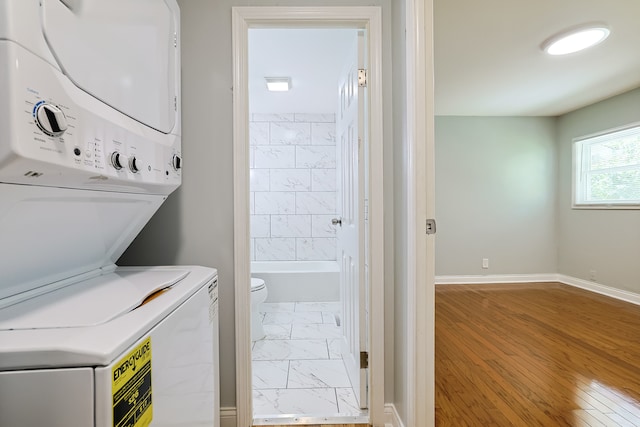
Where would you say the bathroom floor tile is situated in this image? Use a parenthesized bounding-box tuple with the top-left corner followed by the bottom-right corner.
(259, 302, 295, 312)
(291, 323, 342, 339)
(253, 388, 338, 415)
(327, 338, 342, 359)
(336, 387, 363, 415)
(262, 324, 292, 340)
(287, 359, 351, 388)
(252, 339, 328, 360)
(322, 311, 340, 324)
(295, 302, 341, 312)
(263, 311, 323, 325)
(252, 361, 289, 389)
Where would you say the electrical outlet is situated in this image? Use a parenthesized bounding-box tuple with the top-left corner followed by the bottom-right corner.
(589, 270, 597, 281)
(482, 258, 489, 269)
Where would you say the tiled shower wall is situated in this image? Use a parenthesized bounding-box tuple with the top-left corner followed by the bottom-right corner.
(250, 113, 338, 261)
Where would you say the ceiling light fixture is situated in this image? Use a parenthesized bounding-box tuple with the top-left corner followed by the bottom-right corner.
(265, 77, 291, 92)
(541, 24, 610, 56)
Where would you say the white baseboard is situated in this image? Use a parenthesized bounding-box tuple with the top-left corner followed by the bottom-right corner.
(435, 274, 558, 285)
(557, 274, 640, 306)
(384, 403, 405, 427)
(220, 407, 237, 427)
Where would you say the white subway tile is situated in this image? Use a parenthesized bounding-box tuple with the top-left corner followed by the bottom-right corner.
(296, 192, 336, 215)
(270, 122, 311, 145)
(250, 169, 270, 191)
(294, 113, 335, 123)
(250, 122, 269, 145)
(253, 113, 294, 122)
(250, 215, 271, 238)
(311, 169, 337, 191)
(255, 192, 295, 214)
(311, 123, 336, 145)
(270, 169, 311, 191)
(271, 215, 311, 238)
(296, 146, 336, 168)
(250, 239, 255, 261)
(254, 146, 296, 169)
(250, 192, 255, 214)
(296, 238, 337, 261)
(312, 215, 337, 237)
(249, 146, 255, 168)
(255, 238, 296, 261)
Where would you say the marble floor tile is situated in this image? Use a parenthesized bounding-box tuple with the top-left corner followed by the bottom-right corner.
(336, 387, 363, 415)
(263, 311, 323, 325)
(322, 311, 340, 325)
(287, 359, 351, 388)
(252, 360, 289, 389)
(328, 338, 342, 359)
(295, 301, 341, 312)
(252, 339, 328, 360)
(259, 302, 295, 313)
(253, 388, 338, 415)
(291, 323, 342, 339)
(262, 324, 292, 340)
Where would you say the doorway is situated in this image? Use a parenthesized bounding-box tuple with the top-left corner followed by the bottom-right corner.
(232, 7, 385, 427)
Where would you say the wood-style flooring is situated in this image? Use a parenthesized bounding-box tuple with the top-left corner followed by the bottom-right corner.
(436, 282, 640, 426)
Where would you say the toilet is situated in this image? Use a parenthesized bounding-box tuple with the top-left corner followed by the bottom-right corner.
(250, 278, 268, 341)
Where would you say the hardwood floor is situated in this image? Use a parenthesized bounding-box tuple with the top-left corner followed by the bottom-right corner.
(436, 282, 640, 426)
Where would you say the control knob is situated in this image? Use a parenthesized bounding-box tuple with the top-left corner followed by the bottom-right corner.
(129, 156, 140, 173)
(35, 103, 68, 137)
(110, 152, 124, 170)
(172, 154, 182, 171)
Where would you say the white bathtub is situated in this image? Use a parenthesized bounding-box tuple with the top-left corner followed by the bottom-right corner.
(251, 261, 340, 302)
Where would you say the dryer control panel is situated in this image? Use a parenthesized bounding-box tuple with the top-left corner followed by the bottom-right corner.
(0, 41, 182, 196)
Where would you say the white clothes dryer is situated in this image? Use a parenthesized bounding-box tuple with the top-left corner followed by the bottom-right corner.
(0, 1, 220, 426)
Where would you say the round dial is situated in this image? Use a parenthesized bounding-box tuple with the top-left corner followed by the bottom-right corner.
(35, 103, 68, 137)
(129, 156, 140, 173)
(110, 152, 124, 170)
(172, 154, 182, 171)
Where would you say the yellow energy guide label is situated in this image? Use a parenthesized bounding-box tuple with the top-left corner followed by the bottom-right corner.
(112, 337, 153, 427)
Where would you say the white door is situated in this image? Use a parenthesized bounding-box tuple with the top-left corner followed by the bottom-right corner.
(336, 31, 367, 409)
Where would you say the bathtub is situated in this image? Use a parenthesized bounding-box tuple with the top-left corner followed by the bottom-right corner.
(251, 261, 340, 302)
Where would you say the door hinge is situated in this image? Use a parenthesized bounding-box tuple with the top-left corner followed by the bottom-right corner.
(360, 351, 369, 369)
(174, 96, 177, 111)
(174, 33, 178, 48)
(358, 69, 367, 87)
(426, 218, 436, 235)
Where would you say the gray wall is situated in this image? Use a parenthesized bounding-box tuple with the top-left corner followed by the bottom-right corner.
(120, 0, 401, 415)
(435, 116, 558, 276)
(556, 88, 640, 292)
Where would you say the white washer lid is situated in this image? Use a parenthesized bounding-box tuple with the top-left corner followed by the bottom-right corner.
(251, 278, 265, 291)
(0, 268, 188, 330)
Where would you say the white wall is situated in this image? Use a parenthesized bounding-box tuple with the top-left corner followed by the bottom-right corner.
(435, 116, 558, 276)
(120, 0, 398, 416)
(556, 88, 640, 292)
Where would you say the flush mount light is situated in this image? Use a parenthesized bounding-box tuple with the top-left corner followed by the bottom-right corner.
(265, 77, 291, 92)
(542, 24, 610, 56)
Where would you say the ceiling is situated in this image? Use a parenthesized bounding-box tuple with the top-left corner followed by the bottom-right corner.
(435, 0, 640, 116)
(248, 1, 640, 117)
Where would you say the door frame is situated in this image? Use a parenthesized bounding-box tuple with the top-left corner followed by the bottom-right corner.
(231, 7, 385, 427)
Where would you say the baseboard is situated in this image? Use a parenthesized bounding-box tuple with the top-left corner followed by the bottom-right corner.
(435, 274, 558, 285)
(220, 407, 237, 427)
(384, 403, 405, 427)
(557, 274, 640, 306)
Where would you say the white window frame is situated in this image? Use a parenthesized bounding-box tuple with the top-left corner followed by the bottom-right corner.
(573, 122, 640, 209)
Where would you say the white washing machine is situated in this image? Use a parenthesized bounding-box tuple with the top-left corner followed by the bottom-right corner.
(0, 1, 219, 426)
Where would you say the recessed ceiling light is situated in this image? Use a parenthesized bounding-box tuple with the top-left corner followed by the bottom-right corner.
(265, 77, 291, 92)
(542, 25, 610, 56)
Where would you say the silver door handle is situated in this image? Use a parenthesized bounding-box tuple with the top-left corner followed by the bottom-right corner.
(331, 218, 342, 226)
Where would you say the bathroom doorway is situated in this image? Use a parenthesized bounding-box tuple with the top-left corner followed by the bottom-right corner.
(248, 27, 367, 423)
(232, 7, 385, 427)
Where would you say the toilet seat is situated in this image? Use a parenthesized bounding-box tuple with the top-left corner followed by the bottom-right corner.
(251, 278, 265, 292)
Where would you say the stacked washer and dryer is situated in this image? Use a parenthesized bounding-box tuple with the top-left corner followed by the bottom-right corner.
(0, 1, 219, 426)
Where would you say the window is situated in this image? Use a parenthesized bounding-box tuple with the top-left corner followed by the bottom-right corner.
(573, 124, 640, 208)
